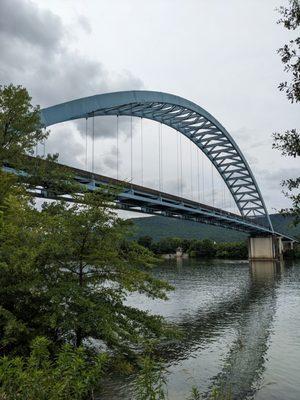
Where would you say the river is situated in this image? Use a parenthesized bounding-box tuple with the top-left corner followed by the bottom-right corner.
(99, 259, 300, 400)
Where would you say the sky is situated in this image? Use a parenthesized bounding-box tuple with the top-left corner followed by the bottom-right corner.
(0, 0, 299, 214)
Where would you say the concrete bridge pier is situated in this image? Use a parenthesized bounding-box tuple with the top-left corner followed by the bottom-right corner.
(248, 235, 282, 261)
(249, 235, 295, 261)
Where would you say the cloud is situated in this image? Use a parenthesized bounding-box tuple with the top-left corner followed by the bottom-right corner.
(0, 0, 63, 53)
(0, 0, 143, 140)
(77, 15, 92, 35)
(231, 127, 270, 150)
(160, 178, 188, 197)
(75, 114, 140, 141)
(45, 124, 85, 169)
(256, 167, 299, 190)
(103, 145, 119, 171)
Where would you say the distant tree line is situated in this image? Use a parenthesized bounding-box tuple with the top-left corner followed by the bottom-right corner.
(137, 236, 300, 260)
(137, 236, 249, 259)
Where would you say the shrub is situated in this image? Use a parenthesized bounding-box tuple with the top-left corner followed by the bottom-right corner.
(0, 337, 107, 400)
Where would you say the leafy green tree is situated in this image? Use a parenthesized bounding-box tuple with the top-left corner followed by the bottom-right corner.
(0, 84, 47, 166)
(273, 0, 300, 224)
(0, 172, 55, 356)
(0, 85, 174, 361)
(0, 180, 173, 357)
(22, 153, 81, 199)
(0, 84, 176, 399)
(36, 192, 173, 352)
(0, 84, 77, 199)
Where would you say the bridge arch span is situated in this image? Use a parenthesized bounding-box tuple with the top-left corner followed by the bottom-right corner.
(40, 90, 273, 230)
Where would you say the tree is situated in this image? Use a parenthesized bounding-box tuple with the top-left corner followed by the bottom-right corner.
(0, 179, 173, 357)
(0, 172, 53, 356)
(273, 0, 300, 225)
(0, 85, 174, 361)
(36, 192, 173, 353)
(0, 84, 47, 166)
(1, 180, 173, 360)
(0, 84, 78, 199)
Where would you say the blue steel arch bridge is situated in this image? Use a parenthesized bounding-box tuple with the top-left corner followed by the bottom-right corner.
(3, 90, 295, 242)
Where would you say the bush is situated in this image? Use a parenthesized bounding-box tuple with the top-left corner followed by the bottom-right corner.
(0, 337, 107, 400)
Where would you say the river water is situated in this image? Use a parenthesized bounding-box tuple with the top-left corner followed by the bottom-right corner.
(100, 259, 300, 400)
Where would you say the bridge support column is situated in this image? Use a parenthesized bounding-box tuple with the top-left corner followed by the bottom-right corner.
(248, 235, 282, 261)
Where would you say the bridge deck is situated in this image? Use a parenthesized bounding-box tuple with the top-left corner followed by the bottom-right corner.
(3, 161, 295, 240)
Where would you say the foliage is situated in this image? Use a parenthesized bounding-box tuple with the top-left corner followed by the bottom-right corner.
(132, 216, 248, 243)
(273, 0, 300, 224)
(0, 171, 44, 356)
(283, 243, 300, 259)
(0, 85, 174, 361)
(138, 235, 154, 250)
(0, 84, 78, 200)
(0, 179, 174, 357)
(132, 215, 300, 244)
(151, 237, 182, 254)
(0, 84, 47, 166)
(188, 239, 217, 258)
(0, 336, 107, 400)
(22, 153, 81, 198)
(36, 192, 173, 352)
(136, 236, 249, 260)
(273, 129, 300, 157)
(187, 386, 202, 400)
(134, 356, 167, 400)
(276, 0, 300, 103)
(215, 242, 248, 260)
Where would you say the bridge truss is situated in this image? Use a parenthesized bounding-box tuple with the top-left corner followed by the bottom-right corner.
(40, 91, 274, 231)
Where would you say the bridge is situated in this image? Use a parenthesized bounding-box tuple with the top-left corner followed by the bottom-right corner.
(4, 90, 296, 259)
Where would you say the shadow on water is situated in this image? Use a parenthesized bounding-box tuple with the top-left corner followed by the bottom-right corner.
(99, 260, 284, 399)
(159, 261, 281, 361)
(206, 261, 282, 399)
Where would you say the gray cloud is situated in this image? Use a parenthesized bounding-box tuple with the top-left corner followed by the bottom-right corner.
(231, 127, 270, 151)
(75, 115, 140, 141)
(77, 15, 92, 35)
(0, 0, 63, 52)
(45, 125, 85, 169)
(0, 0, 143, 141)
(103, 145, 118, 171)
(256, 167, 299, 190)
(1, 0, 297, 214)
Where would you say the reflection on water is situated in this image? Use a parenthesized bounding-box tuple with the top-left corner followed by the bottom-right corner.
(210, 261, 279, 399)
(99, 259, 300, 400)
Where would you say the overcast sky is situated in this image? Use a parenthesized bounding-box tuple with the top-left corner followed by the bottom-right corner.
(0, 0, 299, 214)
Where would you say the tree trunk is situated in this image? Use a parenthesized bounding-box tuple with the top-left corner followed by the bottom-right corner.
(75, 262, 83, 347)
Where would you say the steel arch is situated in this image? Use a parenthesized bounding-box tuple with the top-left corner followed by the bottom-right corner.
(40, 90, 273, 231)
